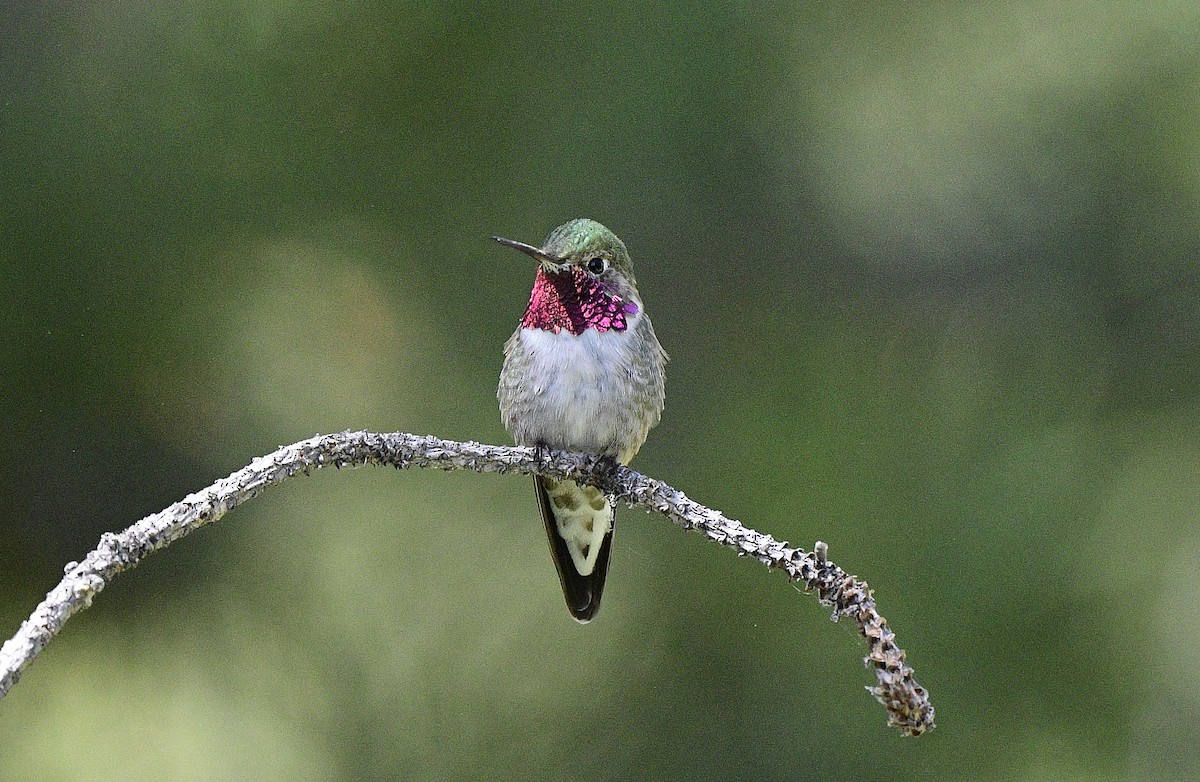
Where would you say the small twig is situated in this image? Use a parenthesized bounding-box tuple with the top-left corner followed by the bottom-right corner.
(0, 431, 935, 735)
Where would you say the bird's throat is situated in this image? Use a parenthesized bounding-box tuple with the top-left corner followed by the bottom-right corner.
(520, 266, 638, 335)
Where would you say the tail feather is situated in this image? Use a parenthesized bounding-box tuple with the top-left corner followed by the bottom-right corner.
(534, 476, 613, 623)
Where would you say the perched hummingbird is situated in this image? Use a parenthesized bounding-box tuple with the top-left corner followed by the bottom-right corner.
(494, 219, 667, 623)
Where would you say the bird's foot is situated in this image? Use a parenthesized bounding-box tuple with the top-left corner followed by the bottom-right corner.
(532, 442, 552, 473)
(593, 454, 621, 491)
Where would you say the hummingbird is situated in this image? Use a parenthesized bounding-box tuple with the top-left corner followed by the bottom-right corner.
(494, 219, 667, 623)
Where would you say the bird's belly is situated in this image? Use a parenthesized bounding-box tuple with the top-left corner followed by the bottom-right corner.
(504, 327, 644, 459)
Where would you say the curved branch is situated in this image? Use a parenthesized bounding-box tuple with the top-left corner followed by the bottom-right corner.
(0, 431, 935, 735)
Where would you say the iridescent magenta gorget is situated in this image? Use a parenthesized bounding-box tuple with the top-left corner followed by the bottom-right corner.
(520, 266, 640, 335)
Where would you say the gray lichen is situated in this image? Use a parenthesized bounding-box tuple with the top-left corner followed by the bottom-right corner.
(0, 431, 934, 735)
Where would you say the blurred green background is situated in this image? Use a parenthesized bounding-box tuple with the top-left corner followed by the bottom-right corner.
(3, 2, 1199, 779)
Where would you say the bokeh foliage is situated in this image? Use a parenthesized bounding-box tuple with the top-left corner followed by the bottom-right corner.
(4, 2, 1200, 779)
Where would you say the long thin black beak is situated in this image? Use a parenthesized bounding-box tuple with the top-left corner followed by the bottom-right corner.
(490, 235, 562, 267)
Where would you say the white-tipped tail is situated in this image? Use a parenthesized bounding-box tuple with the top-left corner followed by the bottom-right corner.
(534, 476, 615, 622)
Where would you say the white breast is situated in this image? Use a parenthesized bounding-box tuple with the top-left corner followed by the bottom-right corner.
(511, 321, 643, 457)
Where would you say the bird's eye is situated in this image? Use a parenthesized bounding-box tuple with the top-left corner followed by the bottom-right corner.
(586, 256, 607, 274)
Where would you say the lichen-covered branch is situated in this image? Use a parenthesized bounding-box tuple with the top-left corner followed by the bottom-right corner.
(0, 431, 935, 735)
